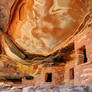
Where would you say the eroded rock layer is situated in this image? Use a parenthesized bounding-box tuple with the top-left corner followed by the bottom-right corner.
(1, 0, 86, 61)
(0, 0, 90, 81)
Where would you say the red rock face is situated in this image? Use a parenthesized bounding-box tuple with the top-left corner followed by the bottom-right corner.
(0, 0, 15, 30)
(2, 0, 86, 60)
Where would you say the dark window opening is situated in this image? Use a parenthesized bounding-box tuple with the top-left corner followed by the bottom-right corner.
(25, 76, 34, 80)
(70, 68, 74, 80)
(46, 73, 52, 82)
(83, 48, 87, 63)
(79, 46, 87, 64)
(7, 78, 22, 82)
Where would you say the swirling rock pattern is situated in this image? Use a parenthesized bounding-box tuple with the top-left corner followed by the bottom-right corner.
(0, 0, 15, 30)
(1, 0, 86, 61)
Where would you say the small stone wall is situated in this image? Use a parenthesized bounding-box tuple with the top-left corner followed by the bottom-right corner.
(74, 27, 92, 63)
(64, 53, 76, 85)
(22, 64, 65, 86)
(75, 62, 92, 85)
(74, 27, 92, 85)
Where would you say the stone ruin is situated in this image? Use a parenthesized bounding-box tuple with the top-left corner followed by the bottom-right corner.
(0, 0, 92, 91)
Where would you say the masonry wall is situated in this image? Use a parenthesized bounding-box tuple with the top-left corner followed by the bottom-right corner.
(22, 63, 65, 86)
(74, 26, 92, 85)
(22, 27, 92, 86)
(75, 62, 92, 85)
(74, 27, 92, 63)
(64, 53, 76, 85)
(22, 53, 78, 86)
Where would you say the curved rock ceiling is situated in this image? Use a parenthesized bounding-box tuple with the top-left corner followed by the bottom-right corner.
(1, 0, 86, 60)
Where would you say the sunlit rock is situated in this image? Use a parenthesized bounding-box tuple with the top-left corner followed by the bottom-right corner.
(2, 0, 86, 61)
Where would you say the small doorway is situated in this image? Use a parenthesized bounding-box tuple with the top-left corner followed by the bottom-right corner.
(45, 73, 52, 82)
(83, 48, 87, 63)
(70, 68, 74, 80)
(78, 46, 88, 64)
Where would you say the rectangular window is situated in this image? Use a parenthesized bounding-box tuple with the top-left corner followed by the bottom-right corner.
(70, 68, 74, 80)
(83, 48, 87, 63)
(78, 46, 87, 64)
(46, 73, 52, 82)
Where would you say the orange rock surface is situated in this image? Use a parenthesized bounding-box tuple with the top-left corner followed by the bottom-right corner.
(1, 0, 86, 61)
